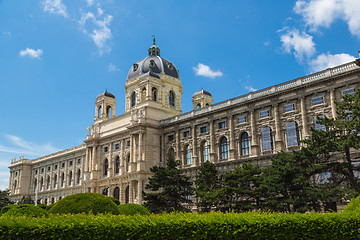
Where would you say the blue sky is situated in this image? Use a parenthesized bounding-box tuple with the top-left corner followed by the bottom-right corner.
(0, 0, 359, 190)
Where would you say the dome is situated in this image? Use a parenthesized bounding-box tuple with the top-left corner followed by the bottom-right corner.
(193, 88, 212, 97)
(127, 40, 179, 80)
(96, 89, 115, 99)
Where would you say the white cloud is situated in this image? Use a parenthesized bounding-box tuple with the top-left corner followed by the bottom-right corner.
(43, 0, 68, 18)
(245, 86, 257, 92)
(264, 41, 270, 46)
(193, 63, 223, 78)
(3, 32, 11, 37)
(107, 63, 119, 72)
(19, 48, 43, 59)
(0, 134, 60, 157)
(280, 29, 316, 61)
(309, 52, 356, 72)
(79, 9, 113, 54)
(294, 0, 360, 38)
(86, 0, 95, 6)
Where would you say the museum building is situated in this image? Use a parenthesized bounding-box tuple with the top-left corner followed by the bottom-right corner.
(8, 41, 360, 205)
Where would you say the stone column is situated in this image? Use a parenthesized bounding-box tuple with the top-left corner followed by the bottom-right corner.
(250, 110, 259, 156)
(330, 89, 337, 118)
(192, 125, 198, 165)
(300, 97, 310, 139)
(120, 139, 125, 175)
(209, 120, 216, 162)
(229, 115, 236, 159)
(108, 143, 113, 177)
(137, 133, 145, 171)
(175, 129, 181, 163)
(129, 181, 134, 203)
(119, 185, 124, 204)
(137, 180, 143, 204)
(130, 135, 137, 172)
(274, 104, 284, 152)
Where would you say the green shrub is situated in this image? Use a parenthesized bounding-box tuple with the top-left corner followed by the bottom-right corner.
(108, 197, 120, 205)
(343, 195, 360, 213)
(0, 205, 15, 215)
(48, 193, 120, 215)
(37, 204, 51, 211)
(118, 203, 150, 215)
(3, 204, 47, 217)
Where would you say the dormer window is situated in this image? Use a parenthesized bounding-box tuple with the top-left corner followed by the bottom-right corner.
(133, 63, 138, 71)
(167, 63, 174, 70)
(149, 59, 156, 68)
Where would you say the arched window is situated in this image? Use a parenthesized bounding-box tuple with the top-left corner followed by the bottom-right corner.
(115, 156, 120, 174)
(113, 187, 120, 200)
(61, 173, 64, 187)
(98, 106, 102, 118)
(197, 104, 201, 109)
(104, 159, 109, 176)
(261, 127, 274, 151)
(106, 106, 112, 118)
(202, 141, 209, 162)
(33, 178, 37, 192)
(220, 137, 229, 159)
(167, 147, 175, 159)
(152, 88, 157, 101)
(47, 175, 50, 190)
(125, 186, 130, 204)
(77, 169, 81, 184)
(286, 121, 300, 147)
(53, 174, 57, 189)
(240, 132, 250, 156)
(131, 92, 136, 107)
(126, 154, 130, 172)
(169, 91, 175, 107)
(69, 171, 73, 186)
(185, 145, 192, 165)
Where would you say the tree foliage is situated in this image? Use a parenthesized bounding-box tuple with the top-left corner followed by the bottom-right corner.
(194, 161, 221, 212)
(0, 190, 13, 211)
(143, 157, 194, 213)
(219, 163, 264, 212)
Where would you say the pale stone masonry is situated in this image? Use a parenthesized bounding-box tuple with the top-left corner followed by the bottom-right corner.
(8, 42, 360, 206)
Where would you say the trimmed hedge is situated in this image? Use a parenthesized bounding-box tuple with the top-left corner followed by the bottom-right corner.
(108, 197, 120, 205)
(1, 212, 360, 239)
(48, 193, 120, 215)
(0, 205, 16, 215)
(118, 204, 150, 215)
(2, 204, 47, 218)
(343, 195, 360, 213)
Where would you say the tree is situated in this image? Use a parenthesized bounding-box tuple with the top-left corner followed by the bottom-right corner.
(143, 157, 194, 213)
(194, 161, 221, 212)
(0, 190, 13, 210)
(219, 163, 264, 212)
(303, 88, 360, 193)
(262, 150, 340, 213)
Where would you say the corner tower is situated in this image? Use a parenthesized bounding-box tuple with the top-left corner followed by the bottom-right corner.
(124, 37, 183, 118)
(94, 90, 116, 123)
(192, 88, 213, 110)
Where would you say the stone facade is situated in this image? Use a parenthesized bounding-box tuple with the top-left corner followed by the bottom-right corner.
(8, 42, 360, 206)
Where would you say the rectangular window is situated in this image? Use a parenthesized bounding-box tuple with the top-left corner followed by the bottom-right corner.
(343, 88, 355, 95)
(183, 131, 190, 138)
(312, 96, 324, 106)
(77, 159, 81, 164)
(285, 103, 295, 112)
(314, 115, 326, 131)
(261, 127, 273, 151)
(35, 169, 38, 174)
(61, 163, 65, 168)
(104, 147, 108, 153)
(114, 143, 120, 150)
(286, 122, 300, 147)
(69, 160, 73, 166)
(168, 135, 174, 141)
(200, 126, 207, 133)
(218, 121, 226, 129)
(260, 110, 270, 119)
(54, 165, 57, 170)
(127, 141, 130, 147)
(41, 168, 44, 173)
(47, 166, 51, 171)
(238, 115, 246, 123)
